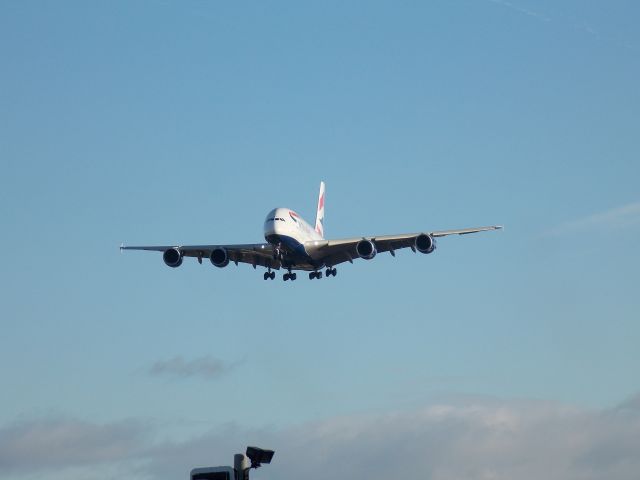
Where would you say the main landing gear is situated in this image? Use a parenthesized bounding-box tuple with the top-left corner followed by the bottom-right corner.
(283, 270, 297, 281)
(263, 270, 276, 280)
(309, 268, 336, 280)
(276, 267, 337, 281)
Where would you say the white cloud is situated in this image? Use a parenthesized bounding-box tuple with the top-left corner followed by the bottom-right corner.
(144, 397, 640, 480)
(0, 417, 149, 474)
(2, 396, 640, 480)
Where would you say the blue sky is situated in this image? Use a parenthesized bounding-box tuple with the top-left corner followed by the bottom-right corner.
(1, 1, 639, 479)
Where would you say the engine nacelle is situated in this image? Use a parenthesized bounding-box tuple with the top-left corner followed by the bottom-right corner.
(163, 248, 183, 268)
(415, 233, 436, 254)
(210, 247, 230, 268)
(356, 239, 377, 260)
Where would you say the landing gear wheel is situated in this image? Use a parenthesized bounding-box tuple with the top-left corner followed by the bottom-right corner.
(332, 268, 337, 277)
(283, 273, 290, 281)
(309, 272, 315, 280)
(325, 268, 332, 277)
(290, 273, 297, 281)
(264, 272, 269, 280)
(270, 271, 276, 280)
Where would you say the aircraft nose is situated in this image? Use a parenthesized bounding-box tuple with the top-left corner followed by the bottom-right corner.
(272, 217, 284, 234)
(263, 209, 280, 237)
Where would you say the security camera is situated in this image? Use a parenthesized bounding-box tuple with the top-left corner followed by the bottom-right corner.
(246, 446, 275, 469)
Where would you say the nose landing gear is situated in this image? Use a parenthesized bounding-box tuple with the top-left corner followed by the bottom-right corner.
(273, 243, 283, 261)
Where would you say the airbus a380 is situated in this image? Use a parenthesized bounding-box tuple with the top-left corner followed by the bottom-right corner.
(121, 182, 502, 281)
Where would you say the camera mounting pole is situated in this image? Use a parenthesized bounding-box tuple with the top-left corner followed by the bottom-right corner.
(234, 453, 249, 480)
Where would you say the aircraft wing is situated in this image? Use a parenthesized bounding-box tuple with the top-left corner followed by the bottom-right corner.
(314, 225, 502, 267)
(121, 243, 281, 269)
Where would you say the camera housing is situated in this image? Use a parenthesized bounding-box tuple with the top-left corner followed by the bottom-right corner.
(246, 446, 275, 469)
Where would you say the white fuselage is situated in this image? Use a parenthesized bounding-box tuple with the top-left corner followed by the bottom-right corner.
(263, 208, 325, 268)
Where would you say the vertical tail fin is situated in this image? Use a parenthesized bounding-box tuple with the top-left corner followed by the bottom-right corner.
(315, 181, 325, 238)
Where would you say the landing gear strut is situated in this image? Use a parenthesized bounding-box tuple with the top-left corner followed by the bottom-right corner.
(273, 243, 283, 261)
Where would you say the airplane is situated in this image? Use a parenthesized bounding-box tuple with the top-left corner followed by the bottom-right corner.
(121, 182, 502, 281)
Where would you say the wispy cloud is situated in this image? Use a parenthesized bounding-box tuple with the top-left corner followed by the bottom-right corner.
(487, 0, 636, 50)
(148, 355, 241, 380)
(545, 201, 640, 237)
(488, 0, 551, 22)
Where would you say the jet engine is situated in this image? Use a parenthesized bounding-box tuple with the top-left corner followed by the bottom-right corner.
(415, 233, 436, 254)
(210, 247, 230, 268)
(356, 239, 377, 260)
(163, 248, 183, 268)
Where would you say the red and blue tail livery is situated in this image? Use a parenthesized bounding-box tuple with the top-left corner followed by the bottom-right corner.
(315, 181, 325, 238)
